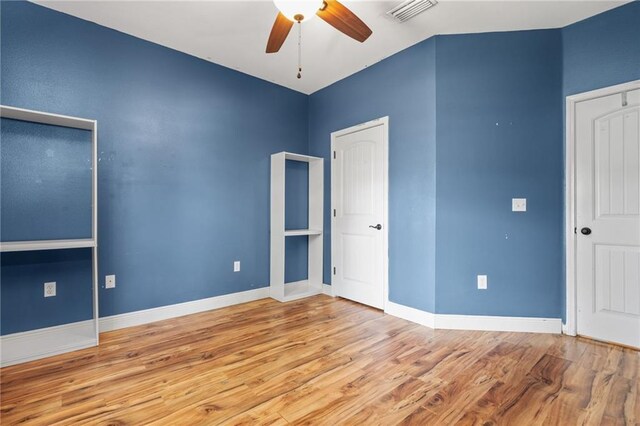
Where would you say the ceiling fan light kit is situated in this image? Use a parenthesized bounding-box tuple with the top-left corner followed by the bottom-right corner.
(273, 0, 323, 22)
(267, 0, 373, 78)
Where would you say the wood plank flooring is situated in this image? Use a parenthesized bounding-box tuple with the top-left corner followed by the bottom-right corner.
(1, 295, 638, 425)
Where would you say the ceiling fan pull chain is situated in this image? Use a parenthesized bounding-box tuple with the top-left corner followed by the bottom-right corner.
(297, 21, 302, 79)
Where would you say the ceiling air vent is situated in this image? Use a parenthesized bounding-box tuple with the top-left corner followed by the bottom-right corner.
(386, 0, 437, 22)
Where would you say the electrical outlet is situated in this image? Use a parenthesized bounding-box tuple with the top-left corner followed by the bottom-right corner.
(44, 282, 56, 297)
(477, 275, 488, 290)
(234, 261, 241, 272)
(512, 198, 527, 212)
(105, 275, 116, 289)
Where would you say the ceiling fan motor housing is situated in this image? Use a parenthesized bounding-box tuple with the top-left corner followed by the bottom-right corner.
(267, 0, 373, 54)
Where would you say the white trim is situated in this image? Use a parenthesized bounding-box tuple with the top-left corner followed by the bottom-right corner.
(564, 80, 640, 337)
(1, 104, 100, 355)
(566, 80, 640, 105)
(0, 238, 95, 252)
(0, 320, 97, 367)
(281, 152, 322, 162)
(1, 288, 563, 368)
(330, 117, 389, 309)
(92, 120, 99, 343)
(385, 301, 436, 328)
(284, 229, 322, 236)
(271, 280, 323, 302)
(0, 105, 95, 130)
(270, 152, 324, 302)
(322, 283, 333, 296)
(435, 314, 562, 334)
(385, 301, 561, 334)
(1, 287, 270, 367)
(99, 287, 269, 332)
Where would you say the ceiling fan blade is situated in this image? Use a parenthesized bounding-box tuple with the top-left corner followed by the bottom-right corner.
(316, 0, 372, 43)
(266, 12, 294, 53)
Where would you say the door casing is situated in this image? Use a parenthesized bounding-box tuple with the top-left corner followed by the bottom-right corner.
(330, 117, 389, 308)
(565, 79, 640, 336)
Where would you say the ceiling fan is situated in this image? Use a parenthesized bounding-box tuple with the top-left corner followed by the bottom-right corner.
(266, 0, 373, 57)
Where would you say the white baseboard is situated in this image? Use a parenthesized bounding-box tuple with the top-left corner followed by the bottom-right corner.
(1, 320, 97, 367)
(2, 290, 561, 368)
(99, 287, 269, 332)
(561, 322, 573, 335)
(322, 283, 333, 296)
(1, 287, 270, 367)
(385, 300, 561, 334)
(385, 300, 436, 328)
(435, 313, 561, 334)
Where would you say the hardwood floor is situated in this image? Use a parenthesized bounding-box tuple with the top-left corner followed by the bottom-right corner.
(1, 295, 638, 425)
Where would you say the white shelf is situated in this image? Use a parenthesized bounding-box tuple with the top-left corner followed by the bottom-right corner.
(275, 280, 323, 302)
(0, 239, 96, 252)
(284, 229, 322, 236)
(283, 152, 323, 163)
(271, 151, 324, 302)
(0, 105, 99, 366)
(0, 105, 95, 130)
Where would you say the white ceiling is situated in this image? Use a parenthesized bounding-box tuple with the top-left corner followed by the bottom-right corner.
(33, 0, 628, 94)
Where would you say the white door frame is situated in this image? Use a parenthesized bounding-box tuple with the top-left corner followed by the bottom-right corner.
(564, 79, 640, 336)
(330, 117, 389, 308)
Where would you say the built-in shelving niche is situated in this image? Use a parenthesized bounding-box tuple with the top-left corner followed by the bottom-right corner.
(270, 152, 323, 302)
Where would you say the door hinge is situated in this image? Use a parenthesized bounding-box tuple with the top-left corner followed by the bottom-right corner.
(333, 151, 336, 159)
(333, 209, 336, 217)
(333, 266, 336, 275)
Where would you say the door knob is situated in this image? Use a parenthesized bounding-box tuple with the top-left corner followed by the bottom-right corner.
(580, 227, 592, 235)
(369, 224, 382, 230)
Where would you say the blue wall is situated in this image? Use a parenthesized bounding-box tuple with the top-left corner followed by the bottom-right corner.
(1, 249, 93, 334)
(562, 1, 640, 97)
(309, 30, 563, 318)
(1, 1, 309, 334)
(308, 3, 637, 319)
(1, 118, 92, 241)
(285, 160, 309, 283)
(434, 30, 563, 317)
(309, 39, 437, 313)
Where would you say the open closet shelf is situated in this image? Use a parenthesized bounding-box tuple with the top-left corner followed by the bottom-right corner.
(281, 280, 323, 302)
(281, 152, 321, 162)
(0, 239, 96, 252)
(0, 105, 95, 129)
(270, 152, 324, 302)
(0, 104, 99, 367)
(284, 229, 322, 236)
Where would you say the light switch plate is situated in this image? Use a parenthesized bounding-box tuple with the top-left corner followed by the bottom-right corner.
(477, 275, 487, 290)
(105, 275, 116, 289)
(44, 282, 56, 297)
(512, 198, 527, 212)
(234, 261, 241, 272)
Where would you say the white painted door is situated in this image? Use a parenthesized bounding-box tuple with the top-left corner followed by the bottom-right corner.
(332, 120, 386, 309)
(576, 88, 640, 348)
